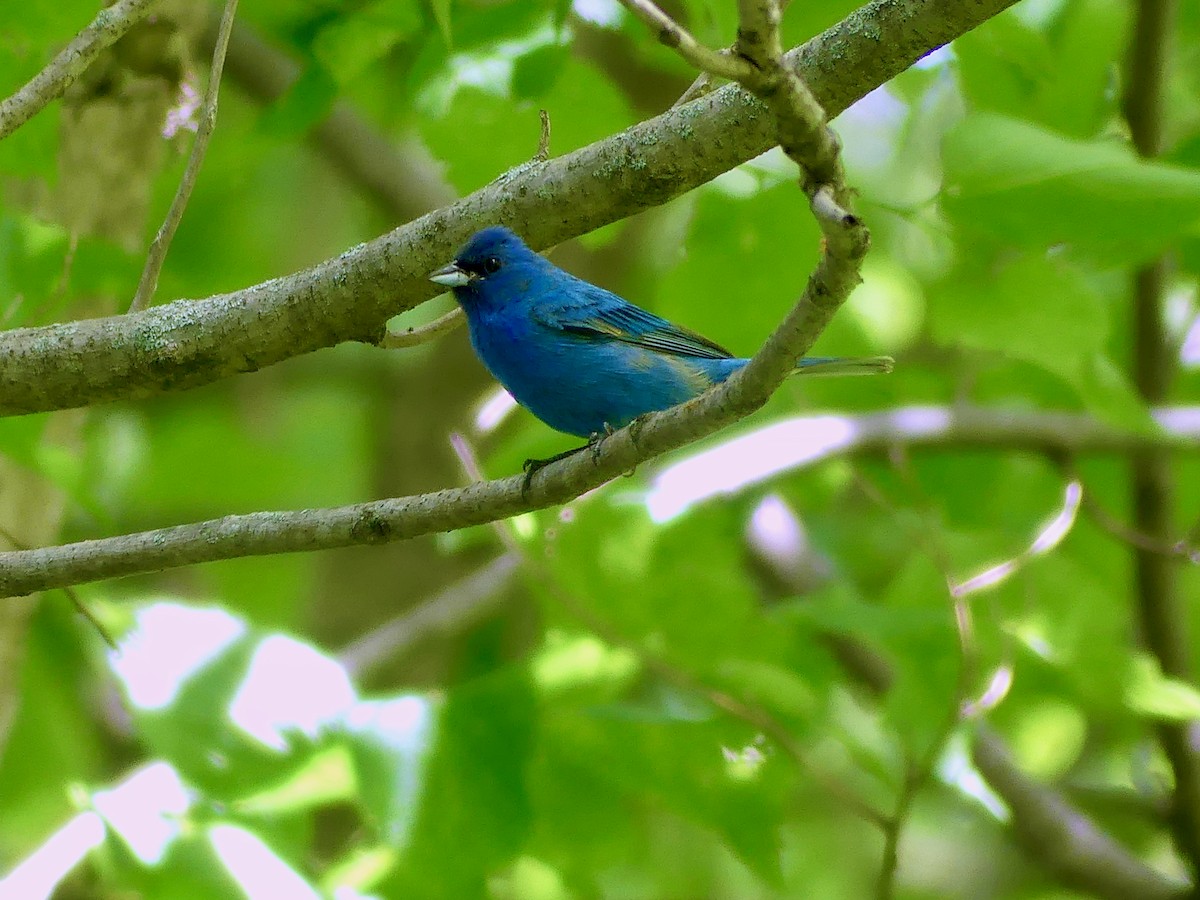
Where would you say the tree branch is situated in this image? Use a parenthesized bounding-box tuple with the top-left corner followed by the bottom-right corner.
(973, 725, 1188, 899)
(618, 0, 756, 81)
(338, 552, 519, 679)
(0, 0, 165, 140)
(380, 306, 464, 349)
(130, 0, 239, 312)
(1, 406, 1197, 596)
(1121, 0, 1200, 874)
(752, 516, 1187, 900)
(0, 0, 1020, 417)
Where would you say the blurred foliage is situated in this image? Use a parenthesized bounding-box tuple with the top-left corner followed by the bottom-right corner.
(2, 0, 1200, 897)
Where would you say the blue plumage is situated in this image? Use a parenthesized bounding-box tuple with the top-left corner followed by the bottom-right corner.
(430, 226, 891, 439)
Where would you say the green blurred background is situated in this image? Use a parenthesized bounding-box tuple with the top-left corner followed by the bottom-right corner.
(2, 0, 1200, 896)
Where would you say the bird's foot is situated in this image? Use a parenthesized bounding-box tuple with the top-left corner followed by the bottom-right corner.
(521, 425, 624, 495)
(627, 414, 651, 447)
(587, 424, 615, 465)
(617, 415, 654, 477)
(521, 444, 587, 495)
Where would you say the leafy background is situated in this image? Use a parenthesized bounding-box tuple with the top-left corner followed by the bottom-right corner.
(2, 0, 1200, 897)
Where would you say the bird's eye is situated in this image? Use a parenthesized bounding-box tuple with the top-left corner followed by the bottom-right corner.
(482, 256, 502, 274)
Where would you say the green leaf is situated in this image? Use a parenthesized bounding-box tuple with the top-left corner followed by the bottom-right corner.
(929, 252, 1110, 377)
(387, 668, 536, 896)
(109, 606, 358, 800)
(715, 658, 817, 723)
(0, 601, 106, 851)
(235, 743, 356, 815)
(877, 557, 960, 758)
(1126, 655, 1200, 721)
(258, 66, 339, 136)
(541, 711, 787, 887)
(954, 10, 1054, 121)
(312, 0, 423, 85)
(0, 412, 49, 470)
(420, 87, 534, 191)
(344, 696, 437, 844)
(1032, 0, 1127, 136)
(1006, 698, 1087, 779)
(511, 42, 570, 100)
(1074, 353, 1158, 432)
(659, 183, 821, 357)
(954, 0, 1127, 137)
(942, 113, 1200, 259)
(429, 0, 453, 46)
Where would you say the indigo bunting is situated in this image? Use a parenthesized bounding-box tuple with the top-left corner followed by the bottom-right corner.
(430, 226, 891, 441)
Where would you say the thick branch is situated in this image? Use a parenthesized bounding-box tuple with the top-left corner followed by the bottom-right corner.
(1, 406, 1197, 596)
(0, 0, 165, 140)
(0, 0, 1020, 417)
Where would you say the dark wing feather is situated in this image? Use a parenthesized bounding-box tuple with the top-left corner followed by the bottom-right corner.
(532, 279, 733, 360)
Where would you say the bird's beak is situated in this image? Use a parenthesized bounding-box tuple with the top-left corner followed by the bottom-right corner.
(429, 262, 473, 288)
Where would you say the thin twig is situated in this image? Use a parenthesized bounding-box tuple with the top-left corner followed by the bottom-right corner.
(129, 0, 239, 312)
(1057, 463, 1200, 563)
(52, 233, 79, 300)
(757, 484, 1183, 897)
(338, 553, 519, 678)
(536, 109, 552, 161)
(0, 0, 165, 140)
(1, 406, 1199, 597)
(618, 0, 755, 81)
(0, 525, 115, 649)
(379, 306, 464, 349)
(850, 464, 973, 900)
(670, 0, 794, 108)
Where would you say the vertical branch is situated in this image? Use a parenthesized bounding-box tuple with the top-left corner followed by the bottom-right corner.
(1121, 0, 1199, 873)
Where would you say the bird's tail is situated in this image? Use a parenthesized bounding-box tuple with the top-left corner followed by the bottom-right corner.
(793, 355, 894, 376)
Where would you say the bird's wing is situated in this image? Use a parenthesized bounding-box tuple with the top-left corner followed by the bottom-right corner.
(533, 280, 733, 360)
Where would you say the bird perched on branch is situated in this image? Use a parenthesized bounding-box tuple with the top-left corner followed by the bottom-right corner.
(430, 225, 891, 453)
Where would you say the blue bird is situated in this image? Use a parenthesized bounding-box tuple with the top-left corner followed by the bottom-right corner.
(430, 225, 891, 451)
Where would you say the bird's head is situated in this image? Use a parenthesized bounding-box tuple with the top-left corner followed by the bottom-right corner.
(429, 226, 545, 309)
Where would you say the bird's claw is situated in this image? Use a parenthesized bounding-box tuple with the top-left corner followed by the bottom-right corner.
(521, 424, 627, 495)
(521, 442, 591, 495)
(521, 457, 548, 496)
(586, 431, 604, 464)
(627, 414, 650, 447)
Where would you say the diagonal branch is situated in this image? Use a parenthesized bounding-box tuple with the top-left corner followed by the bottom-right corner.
(973, 725, 1188, 899)
(619, 0, 756, 81)
(0, 0, 1021, 417)
(130, 0, 239, 313)
(0, 0, 165, 140)
(0, 406, 1197, 597)
(768, 548, 1189, 900)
